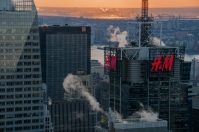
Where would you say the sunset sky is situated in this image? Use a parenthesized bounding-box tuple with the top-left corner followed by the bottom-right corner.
(34, 0, 199, 8)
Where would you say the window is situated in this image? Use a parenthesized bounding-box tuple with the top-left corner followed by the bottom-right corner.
(15, 120, 22, 124)
(15, 94, 22, 98)
(23, 126, 31, 130)
(24, 68, 31, 72)
(32, 100, 40, 104)
(15, 81, 23, 85)
(24, 81, 31, 85)
(6, 108, 14, 112)
(0, 122, 4, 126)
(16, 75, 23, 79)
(33, 36, 38, 40)
(33, 75, 39, 78)
(17, 62, 23, 66)
(7, 101, 14, 105)
(32, 43, 38, 46)
(33, 87, 40, 91)
(6, 121, 13, 125)
(15, 88, 22, 92)
(16, 68, 23, 72)
(25, 42, 31, 46)
(32, 119, 39, 123)
(24, 107, 31, 111)
(24, 75, 32, 79)
(33, 81, 39, 84)
(24, 49, 31, 53)
(32, 106, 39, 110)
(24, 100, 31, 104)
(33, 55, 39, 59)
(33, 49, 39, 52)
(24, 55, 31, 59)
(0, 108, 5, 112)
(24, 87, 31, 91)
(0, 88, 5, 93)
(15, 114, 23, 118)
(7, 88, 14, 92)
(24, 62, 31, 66)
(32, 61, 40, 65)
(0, 102, 5, 106)
(33, 68, 39, 72)
(24, 94, 31, 98)
(15, 101, 22, 105)
(33, 94, 40, 97)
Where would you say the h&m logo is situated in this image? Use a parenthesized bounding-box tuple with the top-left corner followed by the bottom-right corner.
(151, 55, 175, 72)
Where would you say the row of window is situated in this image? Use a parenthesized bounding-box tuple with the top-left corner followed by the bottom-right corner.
(0, 113, 42, 120)
(3, 81, 40, 86)
(0, 35, 38, 40)
(0, 125, 43, 131)
(0, 55, 40, 59)
(0, 87, 40, 92)
(0, 42, 39, 47)
(0, 62, 40, 67)
(0, 106, 42, 112)
(0, 73, 40, 79)
(0, 93, 42, 99)
(0, 28, 39, 34)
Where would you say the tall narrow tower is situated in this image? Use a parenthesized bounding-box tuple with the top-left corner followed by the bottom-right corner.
(136, 0, 154, 46)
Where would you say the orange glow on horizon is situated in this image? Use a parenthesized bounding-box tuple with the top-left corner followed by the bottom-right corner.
(34, 0, 199, 8)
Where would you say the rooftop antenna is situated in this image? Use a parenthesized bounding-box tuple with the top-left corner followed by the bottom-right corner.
(136, 0, 154, 47)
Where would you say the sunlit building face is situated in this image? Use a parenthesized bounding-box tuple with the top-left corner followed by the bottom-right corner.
(0, 0, 45, 131)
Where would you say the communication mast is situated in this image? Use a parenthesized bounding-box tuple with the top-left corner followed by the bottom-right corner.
(136, 0, 154, 47)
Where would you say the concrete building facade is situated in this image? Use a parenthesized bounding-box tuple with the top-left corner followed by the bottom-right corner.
(0, 0, 45, 131)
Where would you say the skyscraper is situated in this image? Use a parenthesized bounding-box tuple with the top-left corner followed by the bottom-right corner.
(39, 25, 91, 101)
(103, 46, 189, 132)
(94, 30, 103, 44)
(0, 0, 45, 131)
(192, 96, 199, 132)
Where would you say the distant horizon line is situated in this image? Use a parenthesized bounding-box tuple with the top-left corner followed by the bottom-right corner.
(38, 6, 199, 9)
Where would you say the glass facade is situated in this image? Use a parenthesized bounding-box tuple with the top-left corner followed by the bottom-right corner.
(0, 0, 44, 131)
(103, 47, 189, 132)
(39, 26, 91, 101)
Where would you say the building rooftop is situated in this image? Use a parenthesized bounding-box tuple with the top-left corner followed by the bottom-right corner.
(114, 118, 167, 129)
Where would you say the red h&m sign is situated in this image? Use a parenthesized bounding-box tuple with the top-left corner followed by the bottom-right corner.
(82, 27, 86, 32)
(105, 55, 116, 71)
(151, 55, 174, 72)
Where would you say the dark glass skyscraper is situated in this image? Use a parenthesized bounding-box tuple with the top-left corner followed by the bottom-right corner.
(102, 46, 189, 132)
(39, 26, 91, 101)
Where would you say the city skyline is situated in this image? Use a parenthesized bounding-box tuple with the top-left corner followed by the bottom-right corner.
(35, 0, 199, 8)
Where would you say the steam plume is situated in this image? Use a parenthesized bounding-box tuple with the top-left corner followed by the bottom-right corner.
(152, 37, 166, 46)
(108, 25, 128, 47)
(133, 103, 158, 122)
(63, 74, 104, 113)
(48, 97, 52, 105)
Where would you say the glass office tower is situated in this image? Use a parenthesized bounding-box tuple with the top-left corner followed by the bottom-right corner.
(39, 26, 91, 101)
(0, 0, 44, 131)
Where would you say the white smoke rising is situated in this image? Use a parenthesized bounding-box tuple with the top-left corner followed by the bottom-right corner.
(114, 111, 123, 120)
(152, 37, 166, 46)
(48, 97, 52, 105)
(63, 74, 104, 113)
(134, 103, 158, 122)
(108, 25, 128, 47)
